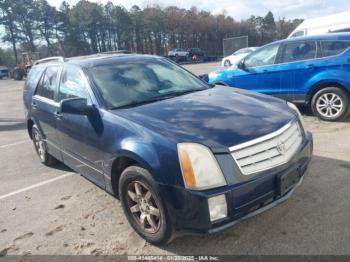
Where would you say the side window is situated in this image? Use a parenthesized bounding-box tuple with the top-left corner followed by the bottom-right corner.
(244, 44, 279, 68)
(24, 66, 45, 92)
(35, 66, 59, 100)
(321, 41, 350, 57)
(282, 41, 317, 63)
(58, 66, 88, 101)
(291, 31, 305, 38)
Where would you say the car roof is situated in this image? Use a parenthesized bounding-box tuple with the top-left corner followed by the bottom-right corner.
(33, 54, 163, 69)
(272, 32, 350, 45)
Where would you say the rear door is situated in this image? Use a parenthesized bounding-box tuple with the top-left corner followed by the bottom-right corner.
(278, 40, 318, 102)
(31, 65, 62, 161)
(55, 64, 105, 186)
(230, 43, 283, 95)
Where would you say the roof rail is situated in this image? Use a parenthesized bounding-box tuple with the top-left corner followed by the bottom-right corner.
(96, 50, 132, 55)
(34, 56, 65, 65)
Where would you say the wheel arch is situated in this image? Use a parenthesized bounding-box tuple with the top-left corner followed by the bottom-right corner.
(308, 81, 350, 104)
(109, 151, 157, 199)
(27, 118, 35, 139)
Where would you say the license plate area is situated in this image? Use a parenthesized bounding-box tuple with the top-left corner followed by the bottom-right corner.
(277, 169, 300, 196)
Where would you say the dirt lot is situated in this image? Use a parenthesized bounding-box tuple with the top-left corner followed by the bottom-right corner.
(0, 62, 350, 256)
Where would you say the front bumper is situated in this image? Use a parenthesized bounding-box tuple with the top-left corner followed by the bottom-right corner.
(159, 131, 313, 234)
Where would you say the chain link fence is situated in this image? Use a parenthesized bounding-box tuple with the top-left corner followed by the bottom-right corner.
(222, 36, 248, 57)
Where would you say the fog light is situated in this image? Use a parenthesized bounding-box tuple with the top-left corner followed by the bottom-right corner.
(208, 194, 227, 222)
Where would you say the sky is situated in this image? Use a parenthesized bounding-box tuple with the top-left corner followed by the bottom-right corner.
(47, 0, 350, 20)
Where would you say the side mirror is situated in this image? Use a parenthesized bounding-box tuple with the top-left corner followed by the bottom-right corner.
(198, 73, 209, 83)
(60, 98, 90, 115)
(238, 60, 246, 70)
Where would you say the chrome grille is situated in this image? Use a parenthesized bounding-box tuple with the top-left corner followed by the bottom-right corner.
(230, 121, 303, 175)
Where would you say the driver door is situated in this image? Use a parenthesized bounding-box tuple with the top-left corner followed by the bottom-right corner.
(55, 64, 105, 186)
(229, 43, 283, 95)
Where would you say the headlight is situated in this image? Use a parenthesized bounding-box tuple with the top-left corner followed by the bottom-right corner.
(177, 143, 227, 190)
(287, 102, 306, 130)
(208, 71, 218, 80)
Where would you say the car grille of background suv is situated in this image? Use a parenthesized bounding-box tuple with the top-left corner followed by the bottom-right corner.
(229, 121, 303, 175)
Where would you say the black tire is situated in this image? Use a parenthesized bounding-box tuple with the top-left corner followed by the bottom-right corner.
(31, 125, 58, 166)
(174, 54, 179, 63)
(311, 87, 350, 121)
(224, 60, 231, 67)
(13, 70, 23, 81)
(119, 166, 173, 245)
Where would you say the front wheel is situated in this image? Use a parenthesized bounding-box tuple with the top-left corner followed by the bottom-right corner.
(224, 60, 231, 67)
(311, 87, 350, 121)
(119, 166, 173, 245)
(32, 125, 58, 166)
(13, 70, 23, 80)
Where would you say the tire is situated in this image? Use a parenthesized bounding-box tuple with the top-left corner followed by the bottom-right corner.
(13, 70, 23, 81)
(311, 87, 350, 121)
(224, 60, 231, 67)
(31, 125, 58, 166)
(119, 166, 173, 245)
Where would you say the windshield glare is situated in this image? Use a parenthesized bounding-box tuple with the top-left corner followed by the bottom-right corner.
(88, 58, 208, 109)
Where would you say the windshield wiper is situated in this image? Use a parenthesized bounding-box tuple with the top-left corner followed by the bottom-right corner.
(111, 94, 179, 109)
(171, 88, 207, 96)
(111, 89, 207, 110)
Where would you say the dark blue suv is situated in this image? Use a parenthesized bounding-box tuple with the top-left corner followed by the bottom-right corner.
(208, 33, 350, 121)
(23, 54, 313, 244)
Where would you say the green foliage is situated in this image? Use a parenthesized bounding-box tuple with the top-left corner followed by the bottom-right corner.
(0, 47, 15, 65)
(0, 0, 303, 58)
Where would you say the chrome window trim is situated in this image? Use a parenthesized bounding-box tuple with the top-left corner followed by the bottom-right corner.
(33, 94, 60, 107)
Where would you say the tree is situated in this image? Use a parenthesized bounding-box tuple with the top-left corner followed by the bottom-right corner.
(262, 11, 276, 44)
(0, 0, 20, 63)
(16, 0, 38, 52)
(37, 0, 59, 55)
(0, 1, 303, 59)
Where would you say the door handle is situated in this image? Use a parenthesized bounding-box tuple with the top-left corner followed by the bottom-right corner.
(307, 64, 315, 68)
(54, 111, 63, 119)
(31, 102, 37, 109)
(263, 69, 270, 73)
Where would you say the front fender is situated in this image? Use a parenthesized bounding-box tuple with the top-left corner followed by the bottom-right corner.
(105, 136, 183, 187)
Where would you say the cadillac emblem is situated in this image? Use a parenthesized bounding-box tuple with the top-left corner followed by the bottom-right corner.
(277, 141, 287, 155)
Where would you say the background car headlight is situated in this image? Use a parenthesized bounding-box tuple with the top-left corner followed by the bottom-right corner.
(208, 71, 218, 80)
(177, 143, 227, 190)
(287, 102, 306, 130)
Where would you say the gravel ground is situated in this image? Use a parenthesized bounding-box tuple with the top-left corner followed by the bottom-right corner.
(0, 62, 349, 256)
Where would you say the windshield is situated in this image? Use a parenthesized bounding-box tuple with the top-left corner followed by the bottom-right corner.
(88, 57, 209, 109)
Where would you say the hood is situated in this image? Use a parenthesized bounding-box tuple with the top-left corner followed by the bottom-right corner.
(112, 86, 296, 151)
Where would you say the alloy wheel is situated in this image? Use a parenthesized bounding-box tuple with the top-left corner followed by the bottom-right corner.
(126, 181, 161, 234)
(316, 93, 344, 118)
(33, 130, 45, 161)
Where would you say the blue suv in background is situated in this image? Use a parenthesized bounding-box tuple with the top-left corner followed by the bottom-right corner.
(208, 33, 350, 121)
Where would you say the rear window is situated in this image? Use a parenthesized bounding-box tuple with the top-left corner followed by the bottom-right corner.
(320, 41, 350, 57)
(282, 41, 317, 63)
